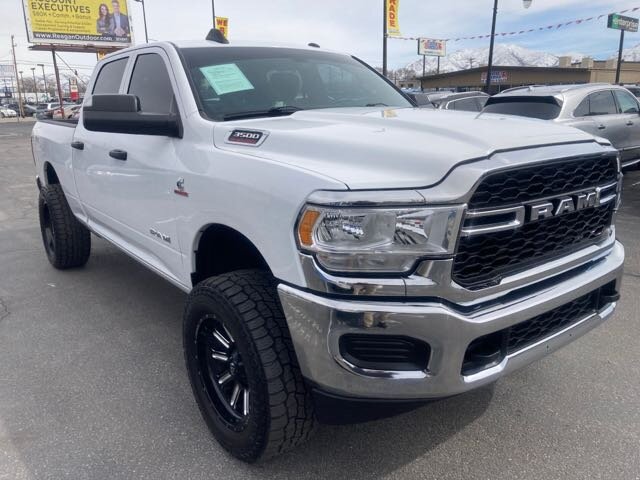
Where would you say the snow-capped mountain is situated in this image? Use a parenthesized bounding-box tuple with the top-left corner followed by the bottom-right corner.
(405, 44, 561, 75)
(403, 42, 640, 77)
(622, 43, 640, 61)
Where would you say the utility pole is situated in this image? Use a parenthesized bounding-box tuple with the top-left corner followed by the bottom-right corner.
(10, 35, 24, 118)
(38, 63, 47, 100)
(51, 50, 65, 117)
(382, 0, 388, 77)
(615, 30, 625, 84)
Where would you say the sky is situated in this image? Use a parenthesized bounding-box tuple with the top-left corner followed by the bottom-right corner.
(0, 0, 638, 82)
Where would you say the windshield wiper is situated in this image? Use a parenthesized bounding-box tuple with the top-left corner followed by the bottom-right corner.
(365, 103, 388, 107)
(223, 106, 304, 121)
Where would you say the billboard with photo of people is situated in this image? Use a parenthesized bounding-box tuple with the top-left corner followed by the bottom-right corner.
(22, 0, 133, 48)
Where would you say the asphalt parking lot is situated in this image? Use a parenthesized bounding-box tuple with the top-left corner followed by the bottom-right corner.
(0, 120, 639, 480)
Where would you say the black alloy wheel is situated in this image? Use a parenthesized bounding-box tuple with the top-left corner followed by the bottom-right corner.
(196, 314, 250, 425)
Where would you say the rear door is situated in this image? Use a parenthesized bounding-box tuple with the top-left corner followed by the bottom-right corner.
(581, 90, 626, 149)
(613, 88, 640, 163)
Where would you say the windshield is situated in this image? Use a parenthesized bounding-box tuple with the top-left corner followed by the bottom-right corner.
(180, 47, 412, 121)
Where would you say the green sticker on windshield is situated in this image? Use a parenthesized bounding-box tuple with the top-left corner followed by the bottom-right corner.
(199, 63, 254, 96)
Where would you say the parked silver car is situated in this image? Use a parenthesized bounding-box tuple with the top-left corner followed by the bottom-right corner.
(433, 91, 490, 112)
(483, 84, 640, 168)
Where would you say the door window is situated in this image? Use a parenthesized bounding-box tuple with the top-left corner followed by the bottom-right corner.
(92, 57, 128, 94)
(614, 89, 640, 114)
(128, 53, 176, 114)
(587, 91, 617, 116)
(574, 97, 590, 117)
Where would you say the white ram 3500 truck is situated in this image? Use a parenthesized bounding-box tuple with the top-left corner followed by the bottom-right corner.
(31, 38, 624, 462)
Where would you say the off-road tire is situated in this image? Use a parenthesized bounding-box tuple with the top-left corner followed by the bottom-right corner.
(38, 183, 91, 269)
(183, 270, 315, 462)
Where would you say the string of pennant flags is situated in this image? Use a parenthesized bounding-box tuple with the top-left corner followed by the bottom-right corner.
(390, 6, 640, 42)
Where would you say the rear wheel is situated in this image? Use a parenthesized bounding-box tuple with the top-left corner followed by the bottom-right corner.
(38, 184, 91, 269)
(183, 270, 315, 462)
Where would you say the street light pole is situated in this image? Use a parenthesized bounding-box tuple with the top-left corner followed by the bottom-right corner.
(485, 0, 499, 94)
(382, 0, 388, 77)
(38, 63, 47, 100)
(31, 67, 37, 102)
(133, 0, 149, 43)
(485, 0, 532, 94)
(19, 70, 25, 104)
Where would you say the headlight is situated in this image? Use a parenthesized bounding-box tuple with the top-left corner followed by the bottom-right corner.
(296, 204, 463, 273)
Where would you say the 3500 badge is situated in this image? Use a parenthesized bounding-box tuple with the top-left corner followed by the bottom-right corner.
(226, 130, 267, 146)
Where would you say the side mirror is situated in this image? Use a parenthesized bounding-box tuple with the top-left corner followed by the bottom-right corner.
(83, 94, 182, 138)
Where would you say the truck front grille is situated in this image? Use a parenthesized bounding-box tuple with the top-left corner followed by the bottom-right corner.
(468, 154, 618, 210)
(453, 154, 618, 290)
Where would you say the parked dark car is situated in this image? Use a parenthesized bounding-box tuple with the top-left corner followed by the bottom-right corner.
(483, 84, 640, 169)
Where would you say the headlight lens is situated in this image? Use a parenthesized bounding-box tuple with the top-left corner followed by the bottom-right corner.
(297, 205, 463, 273)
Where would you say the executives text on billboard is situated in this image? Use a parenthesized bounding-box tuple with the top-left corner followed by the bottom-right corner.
(22, 0, 133, 48)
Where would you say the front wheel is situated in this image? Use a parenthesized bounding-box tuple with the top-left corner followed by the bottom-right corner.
(183, 270, 315, 462)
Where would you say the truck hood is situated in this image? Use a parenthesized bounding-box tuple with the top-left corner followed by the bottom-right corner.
(213, 107, 599, 190)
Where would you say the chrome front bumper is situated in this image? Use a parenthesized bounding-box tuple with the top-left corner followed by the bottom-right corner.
(278, 241, 624, 400)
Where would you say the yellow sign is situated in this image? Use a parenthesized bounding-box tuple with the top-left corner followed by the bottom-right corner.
(22, 0, 133, 48)
(386, 0, 401, 37)
(215, 16, 229, 39)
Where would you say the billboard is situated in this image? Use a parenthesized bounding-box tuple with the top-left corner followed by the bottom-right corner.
(418, 38, 446, 57)
(22, 0, 133, 48)
(607, 13, 639, 32)
(386, 0, 401, 37)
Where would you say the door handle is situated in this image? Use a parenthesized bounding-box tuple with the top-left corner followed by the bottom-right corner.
(597, 124, 606, 130)
(71, 141, 84, 150)
(627, 120, 634, 126)
(109, 149, 127, 161)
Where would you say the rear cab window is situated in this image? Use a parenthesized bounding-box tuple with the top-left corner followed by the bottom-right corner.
(92, 57, 129, 94)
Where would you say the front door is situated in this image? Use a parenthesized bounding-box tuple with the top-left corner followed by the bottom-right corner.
(73, 50, 185, 282)
(613, 89, 640, 163)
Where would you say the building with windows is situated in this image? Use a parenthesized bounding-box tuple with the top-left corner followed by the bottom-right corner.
(415, 57, 640, 94)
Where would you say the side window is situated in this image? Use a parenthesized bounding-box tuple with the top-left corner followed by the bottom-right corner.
(614, 90, 639, 114)
(92, 57, 128, 94)
(574, 97, 589, 117)
(128, 53, 176, 114)
(588, 91, 617, 116)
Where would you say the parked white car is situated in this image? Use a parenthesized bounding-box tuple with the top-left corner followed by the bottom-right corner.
(0, 106, 17, 118)
(31, 36, 624, 462)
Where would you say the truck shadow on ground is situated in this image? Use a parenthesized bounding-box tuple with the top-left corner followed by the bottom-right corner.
(83, 244, 495, 479)
(2, 235, 493, 480)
